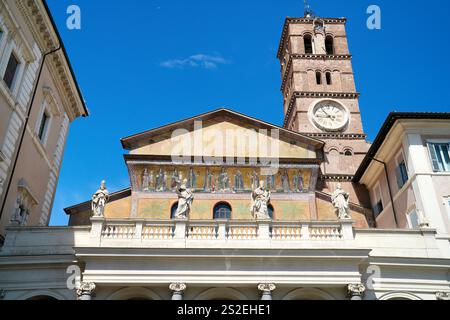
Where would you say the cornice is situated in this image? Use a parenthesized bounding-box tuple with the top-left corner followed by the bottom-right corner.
(320, 174, 354, 182)
(281, 54, 352, 92)
(0, 1, 35, 61)
(16, 0, 87, 121)
(283, 91, 360, 127)
(305, 133, 367, 140)
(277, 17, 347, 59)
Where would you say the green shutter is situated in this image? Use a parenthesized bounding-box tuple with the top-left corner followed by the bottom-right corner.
(427, 143, 441, 172)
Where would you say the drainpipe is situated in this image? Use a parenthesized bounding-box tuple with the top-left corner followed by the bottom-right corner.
(368, 157, 399, 228)
(0, 46, 62, 223)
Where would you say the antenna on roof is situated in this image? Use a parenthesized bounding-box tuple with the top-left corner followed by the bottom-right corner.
(304, 0, 314, 18)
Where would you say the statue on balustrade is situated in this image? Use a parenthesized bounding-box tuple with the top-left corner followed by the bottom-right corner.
(92, 180, 110, 217)
(218, 167, 230, 191)
(187, 167, 197, 189)
(281, 169, 290, 192)
(331, 183, 351, 220)
(293, 170, 304, 192)
(234, 170, 244, 192)
(174, 178, 194, 219)
(251, 180, 271, 220)
(156, 169, 167, 192)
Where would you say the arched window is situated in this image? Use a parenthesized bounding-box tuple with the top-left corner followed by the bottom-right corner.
(316, 71, 322, 85)
(325, 72, 332, 85)
(213, 202, 232, 219)
(344, 149, 353, 156)
(268, 204, 274, 219)
(304, 34, 313, 54)
(170, 203, 178, 219)
(325, 36, 334, 55)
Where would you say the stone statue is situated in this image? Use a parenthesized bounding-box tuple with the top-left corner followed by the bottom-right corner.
(293, 170, 304, 192)
(234, 170, 244, 192)
(331, 183, 351, 219)
(281, 169, 290, 192)
(92, 180, 109, 217)
(251, 180, 271, 220)
(174, 178, 194, 219)
(142, 168, 150, 191)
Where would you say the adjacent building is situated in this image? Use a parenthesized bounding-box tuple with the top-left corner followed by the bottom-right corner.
(0, 0, 88, 244)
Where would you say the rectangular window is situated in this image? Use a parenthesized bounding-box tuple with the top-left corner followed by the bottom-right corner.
(408, 209, 420, 229)
(38, 111, 50, 142)
(373, 200, 384, 217)
(395, 160, 409, 189)
(428, 142, 450, 172)
(445, 198, 450, 220)
(3, 52, 20, 90)
(372, 184, 384, 218)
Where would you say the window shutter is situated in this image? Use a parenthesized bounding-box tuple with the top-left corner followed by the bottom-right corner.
(427, 143, 441, 172)
(400, 162, 409, 182)
(409, 210, 419, 229)
(3, 54, 19, 89)
(443, 144, 450, 171)
(395, 166, 403, 190)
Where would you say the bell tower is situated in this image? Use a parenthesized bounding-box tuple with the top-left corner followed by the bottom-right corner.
(278, 8, 370, 178)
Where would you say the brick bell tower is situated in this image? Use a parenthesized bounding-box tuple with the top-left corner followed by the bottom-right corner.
(278, 7, 370, 179)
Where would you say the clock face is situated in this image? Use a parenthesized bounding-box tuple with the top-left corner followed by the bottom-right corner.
(311, 101, 349, 132)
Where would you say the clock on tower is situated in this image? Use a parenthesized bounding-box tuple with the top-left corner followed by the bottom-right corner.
(277, 14, 370, 178)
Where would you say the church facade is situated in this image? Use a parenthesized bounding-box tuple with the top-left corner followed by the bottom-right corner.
(0, 10, 450, 301)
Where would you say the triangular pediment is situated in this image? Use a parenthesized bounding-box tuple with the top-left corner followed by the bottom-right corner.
(121, 109, 323, 159)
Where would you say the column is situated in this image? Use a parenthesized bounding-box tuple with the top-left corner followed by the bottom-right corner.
(347, 284, 365, 300)
(77, 282, 96, 300)
(258, 283, 276, 300)
(170, 283, 186, 300)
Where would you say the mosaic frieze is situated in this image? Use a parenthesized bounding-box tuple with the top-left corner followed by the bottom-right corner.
(131, 166, 313, 194)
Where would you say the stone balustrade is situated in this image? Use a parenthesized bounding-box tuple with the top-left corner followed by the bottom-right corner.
(91, 217, 355, 244)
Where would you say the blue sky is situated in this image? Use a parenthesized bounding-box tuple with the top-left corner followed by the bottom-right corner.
(47, 0, 450, 226)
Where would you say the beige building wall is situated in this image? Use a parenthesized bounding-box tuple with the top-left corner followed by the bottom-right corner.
(0, 0, 87, 242)
(361, 120, 450, 234)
